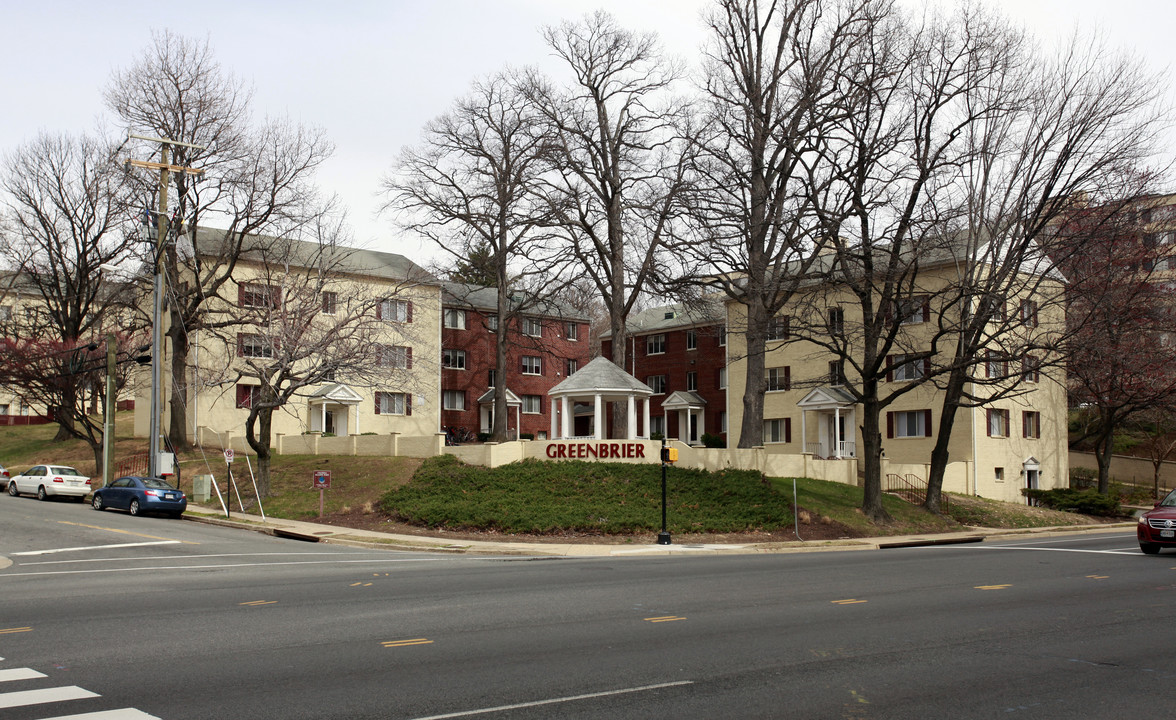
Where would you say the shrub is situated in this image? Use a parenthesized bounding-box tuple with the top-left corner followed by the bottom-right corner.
(650, 432, 664, 441)
(701, 433, 726, 448)
(1069, 467, 1097, 490)
(1022, 487, 1121, 516)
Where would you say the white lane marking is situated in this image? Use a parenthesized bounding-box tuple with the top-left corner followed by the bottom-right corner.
(956, 546, 1141, 556)
(987, 534, 1136, 547)
(40, 709, 161, 719)
(0, 668, 47, 682)
(1, 557, 488, 577)
(407, 681, 694, 720)
(12, 541, 182, 556)
(0, 685, 99, 709)
(613, 545, 745, 554)
(20, 550, 396, 565)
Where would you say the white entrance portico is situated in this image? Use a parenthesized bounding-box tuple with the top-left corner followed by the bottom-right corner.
(548, 357, 654, 440)
(476, 387, 522, 439)
(308, 383, 364, 436)
(662, 390, 706, 445)
(797, 386, 857, 459)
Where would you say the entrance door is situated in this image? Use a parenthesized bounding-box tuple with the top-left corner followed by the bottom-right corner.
(325, 411, 336, 435)
(825, 415, 846, 457)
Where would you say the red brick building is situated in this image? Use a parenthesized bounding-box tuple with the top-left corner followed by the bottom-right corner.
(440, 284, 590, 440)
(601, 300, 727, 444)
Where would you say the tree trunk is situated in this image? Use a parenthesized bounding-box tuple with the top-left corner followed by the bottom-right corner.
(1095, 417, 1115, 495)
(926, 365, 969, 514)
(492, 314, 509, 442)
(738, 301, 768, 449)
(609, 315, 628, 439)
(860, 386, 891, 523)
(245, 405, 274, 498)
(167, 311, 191, 450)
(53, 383, 78, 442)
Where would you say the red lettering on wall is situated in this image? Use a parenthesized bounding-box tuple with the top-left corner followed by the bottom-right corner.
(546, 445, 557, 458)
(635, 444, 646, 458)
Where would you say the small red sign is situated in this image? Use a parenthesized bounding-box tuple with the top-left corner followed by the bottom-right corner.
(313, 470, 331, 489)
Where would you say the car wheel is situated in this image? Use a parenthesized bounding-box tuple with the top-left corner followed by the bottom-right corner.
(1140, 542, 1161, 555)
(129, 499, 141, 517)
(37, 485, 48, 501)
(7, 481, 18, 497)
(92, 494, 104, 511)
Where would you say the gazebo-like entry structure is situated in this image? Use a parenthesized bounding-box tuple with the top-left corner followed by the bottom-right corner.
(476, 387, 521, 439)
(661, 390, 706, 445)
(797, 386, 857, 459)
(308, 383, 364, 436)
(548, 357, 654, 440)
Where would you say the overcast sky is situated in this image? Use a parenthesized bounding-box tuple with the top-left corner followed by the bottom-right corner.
(2, 0, 1172, 263)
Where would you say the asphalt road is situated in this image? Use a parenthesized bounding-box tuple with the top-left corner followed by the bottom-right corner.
(1, 494, 1170, 719)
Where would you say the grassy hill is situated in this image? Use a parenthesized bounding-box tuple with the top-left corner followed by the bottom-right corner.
(0, 417, 1115, 539)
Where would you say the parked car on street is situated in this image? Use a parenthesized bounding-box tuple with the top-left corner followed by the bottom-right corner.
(1138, 488, 1176, 554)
(7, 465, 90, 501)
(92, 476, 186, 518)
(0, 464, 9, 490)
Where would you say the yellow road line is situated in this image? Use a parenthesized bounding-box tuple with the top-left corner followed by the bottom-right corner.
(644, 616, 686, 623)
(382, 638, 433, 647)
(831, 599, 867, 605)
(975, 584, 1012, 590)
(1086, 574, 1109, 580)
(57, 521, 199, 545)
(0, 627, 32, 635)
(240, 600, 278, 606)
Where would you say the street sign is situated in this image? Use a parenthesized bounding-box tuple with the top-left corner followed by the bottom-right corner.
(224, 448, 235, 464)
(313, 470, 331, 489)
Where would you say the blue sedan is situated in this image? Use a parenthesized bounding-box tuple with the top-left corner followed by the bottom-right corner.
(92, 476, 187, 518)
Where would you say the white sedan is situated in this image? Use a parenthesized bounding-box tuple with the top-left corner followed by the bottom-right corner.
(7, 465, 91, 501)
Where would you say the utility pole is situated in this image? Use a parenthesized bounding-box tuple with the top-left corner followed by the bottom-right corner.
(125, 133, 204, 477)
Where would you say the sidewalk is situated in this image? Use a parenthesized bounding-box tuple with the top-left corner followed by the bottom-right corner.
(183, 508, 1138, 558)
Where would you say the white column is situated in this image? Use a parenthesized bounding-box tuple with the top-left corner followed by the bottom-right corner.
(321, 403, 327, 434)
(833, 407, 842, 459)
(593, 394, 603, 439)
(355, 405, 360, 435)
(698, 408, 705, 444)
(643, 398, 650, 439)
(550, 399, 558, 439)
(561, 396, 571, 438)
(627, 395, 637, 440)
(801, 409, 807, 453)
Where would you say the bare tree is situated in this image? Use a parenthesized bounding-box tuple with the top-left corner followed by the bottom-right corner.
(682, 0, 883, 449)
(1133, 407, 1176, 500)
(106, 30, 335, 450)
(383, 72, 563, 441)
(1, 130, 140, 470)
(527, 11, 693, 437)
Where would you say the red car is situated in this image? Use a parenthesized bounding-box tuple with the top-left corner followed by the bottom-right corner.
(1138, 489, 1176, 554)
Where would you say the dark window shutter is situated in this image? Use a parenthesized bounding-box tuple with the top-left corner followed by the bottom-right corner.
(923, 409, 932, 437)
(374, 392, 382, 415)
(922, 357, 931, 377)
(784, 366, 791, 391)
(785, 417, 792, 444)
(886, 412, 894, 439)
(986, 409, 993, 436)
(375, 300, 383, 320)
(406, 394, 412, 416)
(406, 347, 413, 370)
(1022, 411, 1029, 438)
(237, 284, 245, 306)
(407, 302, 413, 323)
(236, 333, 244, 357)
(886, 355, 894, 382)
(922, 298, 931, 322)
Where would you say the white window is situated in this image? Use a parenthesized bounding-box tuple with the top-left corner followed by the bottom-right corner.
(1019, 300, 1038, 328)
(444, 308, 466, 330)
(718, 367, 727, 390)
(442, 390, 466, 411)
(521, 356, 542, 375)
(442, 349, 466, 370)
(380, 345, 411, 370)
(898, 296, 928, 325)
(1022, 355, 1040, 383)
(719, 411, 727, 433)
(321, 291, 337, 315)
(687, 371, 698, 392)
(487, 369, 497, 387)
(767, 316, 789, 341)
(829, 360, 846, 385)
(892, 410, 930, 438)
(763, 418, 789, 443)
(647, 334, 666, 355)
(487, 314, 498, 331)
(994, 467, 1005, 483)
(1022, 411, 1041, 439)
(827, 307, 844, 335)
(239, 333, 273, 358)
(240, 282, 279, 309)
(647, 375, 666, 394)
(523, 317, 542, 337)
(522, 395, 542, 414)
(766, 367, 790, 392)
(718, 325, 727, 346)
(986, 351, 1008, 379)
(380, 299, 410, 322)
(650, 416, 665, 436)
(566, 322, 579, 341)
(686, 329, 697, 350)
(566, 359, 578, 376)
(892, 354, 925, 382)
(987, 408, 1010, 438)
(376, 392, 407, 415)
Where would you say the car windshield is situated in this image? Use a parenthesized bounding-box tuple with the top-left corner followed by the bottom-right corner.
(50, 466, 80, 476)
(141, 478, 176, 490)
(1161, 489, 1176, 507)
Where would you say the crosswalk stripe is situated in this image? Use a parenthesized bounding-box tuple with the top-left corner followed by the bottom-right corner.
(0, 667, 47, 682)
(40, 708, 162, 719)
(0, 685, 99, 709)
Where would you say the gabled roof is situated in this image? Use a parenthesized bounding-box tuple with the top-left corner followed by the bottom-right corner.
(476, 387, 521, 405)
(549, 357, 653, 397)
(442, 282, 588, 322)
(797, 386, 857, 408)
(661, 390, 706, 409)
(601, 296, 725, 338)
(308, 383, 364, 404)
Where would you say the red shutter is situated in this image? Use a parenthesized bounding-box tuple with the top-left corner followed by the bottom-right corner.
(923, 409, 932, 437)
(886, 355, 894, 382)
(237, 284, 245, 306)
(922, 357, 931, 377)
(784, 366, 791, 391)
(1022, 411, 1029, 438)
(406, 347, 413, 370)
(922, 298, 930, 322)
(406, 394, 412, 416)
(986, 409, 993, 437)
(785, 417, 792, 444)
(886, 412, 894, 439)
(375, 300, 382, 320)
(374, 392, 382, 415)
(236, 333, 244, 357)
(406, 302, 413, 323)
